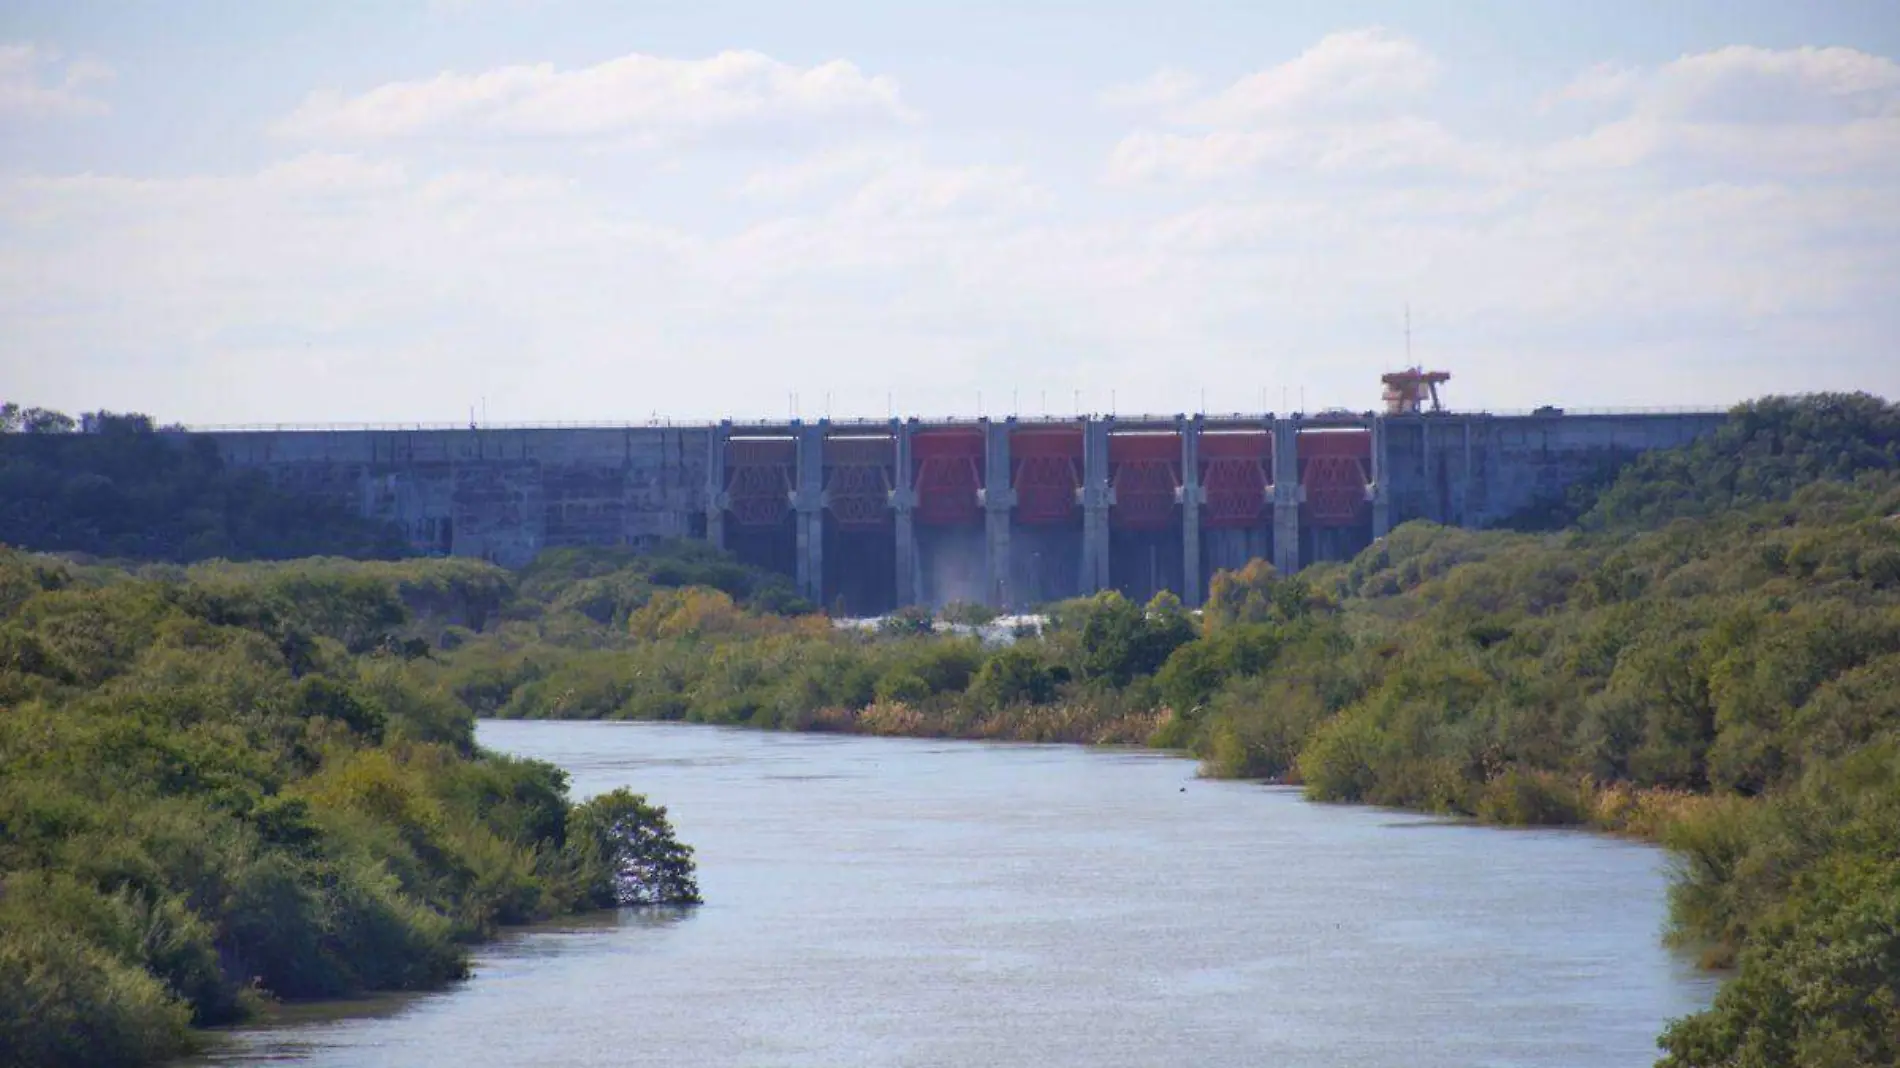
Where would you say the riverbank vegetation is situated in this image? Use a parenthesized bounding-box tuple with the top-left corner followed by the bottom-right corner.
(0, 555, 699, 1067)
(0, 404, 407, 562)
(5, 392, 1895, 1066)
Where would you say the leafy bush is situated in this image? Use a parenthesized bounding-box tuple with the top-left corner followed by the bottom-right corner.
(968, 646, 1065, 709)
(1585, 392, 1900, 530)
(1659, 740, 1900, 1065)
(1472, 768, 1587, 826)
(0, 921, 195, 1068)
(563, 789, 700, 907)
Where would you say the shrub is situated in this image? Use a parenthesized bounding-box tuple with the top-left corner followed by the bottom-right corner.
(1471, 768, 1587, 826)
(563, 789, 700, 907)
(873, 670, 931, 705)
(1193, 672, 1331, 781)
(0, 923, 196, 1068)
(1659, 854, 1900, 1068)
(969, 646, 1063, 709)
(1298, 710, 1387, 802)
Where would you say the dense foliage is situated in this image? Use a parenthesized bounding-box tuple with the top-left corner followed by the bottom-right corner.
(1584, 393, 1900, 529)
(0, 551, 697, 1068)
(0, 404, 406, 562)
(1655, 742, 1900, 1067)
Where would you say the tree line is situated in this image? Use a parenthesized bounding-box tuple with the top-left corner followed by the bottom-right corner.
(0, 404, 408, 562)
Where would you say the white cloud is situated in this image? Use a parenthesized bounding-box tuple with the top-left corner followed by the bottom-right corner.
(843, 160, 1039, 220)
(1112, 38, 1900, 184)
(1542, 113, 1900, 174)
(1552, 45, 1900, 124)
(1104, 29, 1496, 183)
(741, 146, 1039, 218)
(1099, 68, 1200, 109)
(273, 49, 912, 141)
(1545, 44, 1900, 173)
(1110, 118, 1511, 183)
(1650, 45, 1900, 122)
(1181, 28, 1438, 126)
(1108, 129, 1279, 182)
(0, 42, 113, 119)
(739, 146, 895, 198)
(256, 153, 409, 195)
(1542, 62, 1639, 109)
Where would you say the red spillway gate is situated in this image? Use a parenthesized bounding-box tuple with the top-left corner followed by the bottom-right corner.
(912, 429, 984, 525)
(1299, 430, 1372, 527)
(724, 438, 795, 527)
(1199, 431, 1271, 528)
(1109, 433, 1180, 530)
(1012, 429, 1082, 525)
(824, 437, 893, 529)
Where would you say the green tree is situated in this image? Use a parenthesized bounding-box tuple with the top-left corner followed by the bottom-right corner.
(1659, 856, 1900, 1068)
(969, 646, 1063, 709)
(1053, 590, 1196, 688)
(1205, 559, 1325, 628)
(0, 405, 407, 561)
(564, 789, 700, 907)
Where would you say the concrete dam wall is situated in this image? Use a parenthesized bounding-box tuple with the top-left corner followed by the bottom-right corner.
(200, 409, 1726, 614)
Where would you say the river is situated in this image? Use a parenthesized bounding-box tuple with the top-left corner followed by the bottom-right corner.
(183, 720, 1720, 1067)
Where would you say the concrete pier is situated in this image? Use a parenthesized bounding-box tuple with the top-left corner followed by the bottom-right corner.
(1081, 418, 1111, 594)
(793, 421, 826, 605)
(1369, 416, 1391, 539)
(1271, 418, 1301, 575)
(982, 419, 1015, 608)
(1180, 415, 1203, 607)
(704, 421, 728, 552)
(892, 419, 918, 608)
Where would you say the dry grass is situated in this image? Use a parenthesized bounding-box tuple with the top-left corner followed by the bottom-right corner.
(1586, 781, 1732, 841)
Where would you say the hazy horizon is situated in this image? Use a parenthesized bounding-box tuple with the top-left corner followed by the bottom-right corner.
(3, 0, 1897, 424)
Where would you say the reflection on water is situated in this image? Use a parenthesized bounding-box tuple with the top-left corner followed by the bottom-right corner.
(179, 721, 1720, 1068)
(185, 910, 696, 1066)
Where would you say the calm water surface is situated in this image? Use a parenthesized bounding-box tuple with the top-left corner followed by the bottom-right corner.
(185, 721, 1719, 1067)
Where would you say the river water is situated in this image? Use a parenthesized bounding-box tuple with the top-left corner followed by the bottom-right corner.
(185, 721, 1719, 1068)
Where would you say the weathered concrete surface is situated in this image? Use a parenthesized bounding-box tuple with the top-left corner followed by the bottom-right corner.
(205, 428, 710, 568)
(1379, 412, 1727, 529)
(198, 409, 1728, 604)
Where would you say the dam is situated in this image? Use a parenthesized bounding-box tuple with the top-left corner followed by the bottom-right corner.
(197, 376, 1725, 612)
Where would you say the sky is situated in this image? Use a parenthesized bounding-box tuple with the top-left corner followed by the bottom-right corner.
(1, 1, 1897, 426)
